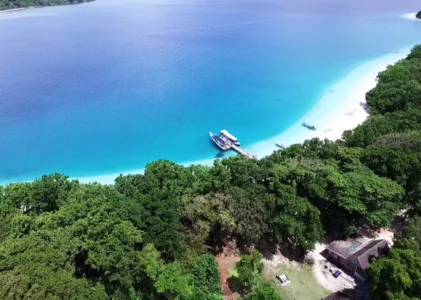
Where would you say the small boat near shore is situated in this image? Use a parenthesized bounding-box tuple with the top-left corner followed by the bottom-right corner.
(210, 132, 231, 151)
(302, 122, 316, 131)
(276, 142, 288, 150)
(220, 130, 240, 146)
(209, 130, 257, 159)
(210, 130, 240, 150)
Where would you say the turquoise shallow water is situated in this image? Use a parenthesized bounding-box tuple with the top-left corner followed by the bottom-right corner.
(0, 0, 420, 183)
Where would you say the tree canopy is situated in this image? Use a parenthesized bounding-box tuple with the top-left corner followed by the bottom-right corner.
(234, 250, 281, 299)
(370, 238, 421, 300)
(236, 250, 265, 290)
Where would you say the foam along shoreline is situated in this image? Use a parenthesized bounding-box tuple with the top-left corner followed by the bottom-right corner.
(0, 7, 32, 13)
(0, 6, 57, 20)
(248, 48, 412, 157)
(402, 12, 420, 21)
(76, 48, 411, 185)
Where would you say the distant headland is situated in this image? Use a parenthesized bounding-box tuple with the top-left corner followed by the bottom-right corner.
(0, 0, 94, 12)
(417, 11, 421, 19)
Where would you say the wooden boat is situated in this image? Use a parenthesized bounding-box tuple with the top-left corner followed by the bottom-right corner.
(276, 142, 288, 150)
(302, 122, 316, 131)
(209, 130, 256, 159)
(210, 132, 230, 151)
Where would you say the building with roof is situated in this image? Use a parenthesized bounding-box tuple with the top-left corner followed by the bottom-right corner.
(324, 238, 389, 282)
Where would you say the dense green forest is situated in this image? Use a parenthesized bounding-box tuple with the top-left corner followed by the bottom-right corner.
(0, 0, 93, 11)
(0, 45, 421, 299)
(370, 220, 421, 300)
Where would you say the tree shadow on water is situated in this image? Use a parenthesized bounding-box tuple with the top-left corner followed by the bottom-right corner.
(215, 152, 225, 159)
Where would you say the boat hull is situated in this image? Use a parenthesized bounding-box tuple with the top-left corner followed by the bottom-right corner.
(210, 132, 231, 151)
(276, 142, 287, 150)
(302, 123, 316, 131)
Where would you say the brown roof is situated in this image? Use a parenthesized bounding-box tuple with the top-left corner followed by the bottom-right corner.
(327, 239, 389, 270)
(348, 240, 389, 270)
(327, 238, 371, 259)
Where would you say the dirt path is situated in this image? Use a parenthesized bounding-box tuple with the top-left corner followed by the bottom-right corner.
(216, 255, 241, 300)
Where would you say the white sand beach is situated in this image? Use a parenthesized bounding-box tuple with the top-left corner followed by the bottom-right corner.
(0, 8, 29, 13)
(77, 48, 411, 184)
(0, 7, 57, 19)
(247, 48, 411, 157)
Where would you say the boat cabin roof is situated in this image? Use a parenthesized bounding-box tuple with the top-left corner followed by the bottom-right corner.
(220, 130, 238, 141)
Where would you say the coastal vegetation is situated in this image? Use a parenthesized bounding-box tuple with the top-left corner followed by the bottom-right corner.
(0, 0, 93, 11)
(0, 45, 421, 299)
(370, 230, 421, 300)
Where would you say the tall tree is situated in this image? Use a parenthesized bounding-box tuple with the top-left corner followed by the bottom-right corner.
(236, 251, 264, 290)
(155, 262, 193, 299)
(370, 239, 421, 300)
(183, 194, 236, 252)
(192, 254, 222, 296)
(130, 160, 189, 261)
(0, 234, 107, 300)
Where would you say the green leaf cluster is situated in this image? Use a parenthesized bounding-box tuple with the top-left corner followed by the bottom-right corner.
(235, 251, 281, 300)
(370, 238, 421, 300)
(236, 250, 264, 290)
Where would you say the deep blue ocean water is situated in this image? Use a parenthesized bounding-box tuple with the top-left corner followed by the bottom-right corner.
(0, 0, 420, 183)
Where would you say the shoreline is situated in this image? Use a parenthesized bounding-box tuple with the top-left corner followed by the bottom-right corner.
(0, 1, 94, 15)
(75, 47, 411, 185)
(0, 7, 34, 13)
(247, 48, 411, 157)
